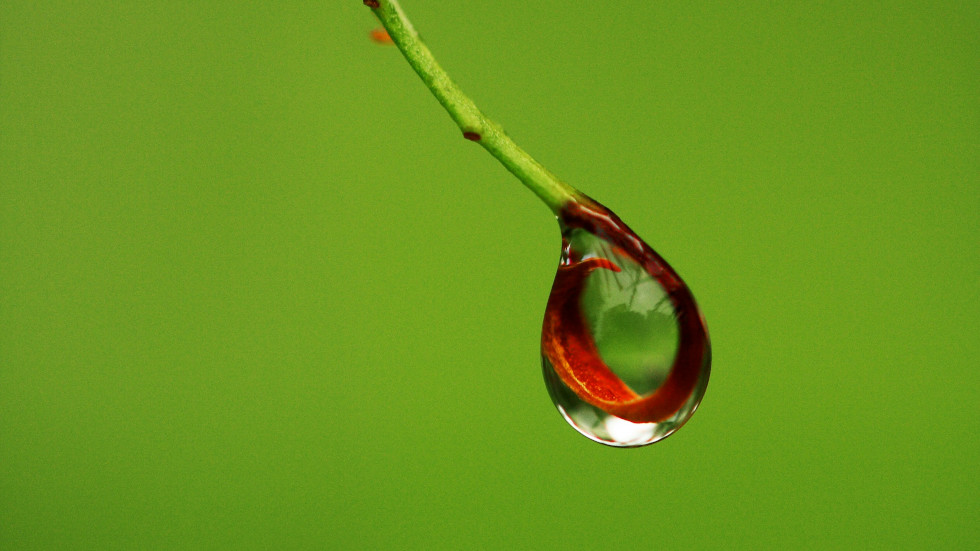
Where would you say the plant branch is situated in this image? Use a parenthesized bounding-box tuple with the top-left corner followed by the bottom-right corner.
(364, 0, 584, 214)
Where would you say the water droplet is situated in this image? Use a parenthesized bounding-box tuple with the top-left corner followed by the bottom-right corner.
(542, 198, 710, 447)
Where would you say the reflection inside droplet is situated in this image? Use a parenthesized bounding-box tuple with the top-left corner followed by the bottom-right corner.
(541, 199, 710, 447)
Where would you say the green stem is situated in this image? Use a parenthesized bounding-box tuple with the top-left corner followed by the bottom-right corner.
(366, 0, 583, 214)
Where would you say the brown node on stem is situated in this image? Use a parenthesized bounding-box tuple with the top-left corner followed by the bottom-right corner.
(363, 0, 380, 8)
(463, 131, 481, 141)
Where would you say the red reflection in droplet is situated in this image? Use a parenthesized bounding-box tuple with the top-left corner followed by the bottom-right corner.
(542, 199, 709, 424)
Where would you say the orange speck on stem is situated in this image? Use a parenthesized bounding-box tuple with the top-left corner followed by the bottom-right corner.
(369, 28, 394, 44)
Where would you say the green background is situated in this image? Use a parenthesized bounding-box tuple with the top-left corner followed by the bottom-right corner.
(2, 1, 977, 549)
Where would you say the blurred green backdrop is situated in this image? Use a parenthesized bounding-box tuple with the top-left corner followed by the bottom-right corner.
(2, 1, 977, 549)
